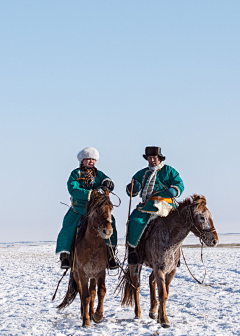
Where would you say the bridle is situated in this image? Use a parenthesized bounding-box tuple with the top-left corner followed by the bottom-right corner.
(175, 200, 217, 286)
(86, 187, 120, 233)
(95, 187, 121, 207)
(89, 187, 120, 233)
(91, 217, 113, 233)
(178, 204, 217, 243)
(61, 187, 119, 235)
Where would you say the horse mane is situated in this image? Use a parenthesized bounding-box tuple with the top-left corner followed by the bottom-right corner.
(75, 190, 113, 246)
(86, 190, 113, 220)
(175, 194, 207, 214)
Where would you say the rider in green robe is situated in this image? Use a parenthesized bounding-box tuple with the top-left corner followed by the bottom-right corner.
(56, 147, 118, 269)
(126, 146, 184, 264)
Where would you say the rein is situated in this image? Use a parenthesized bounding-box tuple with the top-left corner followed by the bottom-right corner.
(114, 179, 140, 293)
(78, 187, 121, 233)
(181, 205, 217, 241)
(52, 269, 68, 301)
(174, 200, 216, 286)
(180, 244, 212, 286)
(110, 190, 121, 207)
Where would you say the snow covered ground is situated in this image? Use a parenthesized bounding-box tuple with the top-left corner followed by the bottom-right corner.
(0, 243, 239, 335)
(183, 233, 240, 246)
(118, 233, 240, 246)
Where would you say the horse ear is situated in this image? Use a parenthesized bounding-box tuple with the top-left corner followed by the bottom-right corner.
(105, 189, 109, 196)
(200, 195, 207, 206)
(193, 194, 207, 213)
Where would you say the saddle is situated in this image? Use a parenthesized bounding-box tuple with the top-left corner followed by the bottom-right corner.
(68, 216, 85, 269)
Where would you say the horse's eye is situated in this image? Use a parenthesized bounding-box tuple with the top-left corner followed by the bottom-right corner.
(200, 216, 205, 221)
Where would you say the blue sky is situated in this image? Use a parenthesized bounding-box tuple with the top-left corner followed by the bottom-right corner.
(0, 1, 239, 242)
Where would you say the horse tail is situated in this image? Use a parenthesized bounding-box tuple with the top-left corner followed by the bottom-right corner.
(57, 272, 78, 310)
(115, 267, 135, 307)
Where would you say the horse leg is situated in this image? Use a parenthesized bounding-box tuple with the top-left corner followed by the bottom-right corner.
(89, 278, 96, 320)
(149, 271, 158, 319)
(79, 275, 91, 327)
(92, 270, 106, 324)
(129, 264, 142, 319)
(155, 268, 170, 328)
(165, 269, 176, 295)
(80, 295, 83, 317)
(74, 272, 83, 318)
(78, 282, 83, 317)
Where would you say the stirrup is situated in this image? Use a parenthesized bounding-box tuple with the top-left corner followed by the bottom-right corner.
(108, 257, 119, 270)
(61, 258, 70, 269)
(60, 252, 70, 269)
(107, 246, 119, 270)
(128, 251, 139, 265)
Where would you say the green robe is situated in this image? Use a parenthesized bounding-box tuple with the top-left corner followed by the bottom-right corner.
(56, 168, 117, 253)
(127, 164, 184, 247)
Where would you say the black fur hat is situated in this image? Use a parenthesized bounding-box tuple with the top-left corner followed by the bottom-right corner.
(143, 146, 166, 161)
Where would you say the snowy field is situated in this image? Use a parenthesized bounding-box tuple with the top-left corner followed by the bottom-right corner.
(183, 233, 240, 246)
(0, 243, 240, 336)
(118, 233, 240, 246)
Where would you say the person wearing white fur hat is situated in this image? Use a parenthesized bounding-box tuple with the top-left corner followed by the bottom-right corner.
(56, 147, 118, 269)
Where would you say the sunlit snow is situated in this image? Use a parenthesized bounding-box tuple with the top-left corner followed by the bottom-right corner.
(0, 242, 239, 335)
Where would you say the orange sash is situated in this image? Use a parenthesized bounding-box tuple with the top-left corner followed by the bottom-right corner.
(150, 196, 172, 203)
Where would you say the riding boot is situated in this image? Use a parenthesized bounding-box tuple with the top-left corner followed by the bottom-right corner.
(128, 246, 139, 265)
(60, 252, 70, 269)
(107, 246, 119, 270)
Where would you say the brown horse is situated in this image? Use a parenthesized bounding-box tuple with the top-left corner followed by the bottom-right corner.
(120, 194, 219, 328)
(57, 189, 114, 327)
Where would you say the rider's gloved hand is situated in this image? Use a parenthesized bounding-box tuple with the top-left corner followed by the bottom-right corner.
(127, 180, 141, 194)
(165, 187, 178, 198)
(101, 179, 114, 191)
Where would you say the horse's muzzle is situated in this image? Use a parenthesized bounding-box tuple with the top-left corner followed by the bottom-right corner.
(99, 228, 113, 240)
(211, 239, 218, 247)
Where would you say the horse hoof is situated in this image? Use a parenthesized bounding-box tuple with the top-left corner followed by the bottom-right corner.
(82, 322, 91, 328)
(161, 322, 171, 328)
(134, 315, 141, 319)
(149, 312, 158, 320)
(92, 313, 103, 324)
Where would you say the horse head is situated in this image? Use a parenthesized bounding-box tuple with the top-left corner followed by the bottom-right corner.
(180, 194, 219, 247)
(86, 188, 113, 240)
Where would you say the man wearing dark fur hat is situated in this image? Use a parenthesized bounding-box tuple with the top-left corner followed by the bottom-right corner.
(126, 146, 184, 265)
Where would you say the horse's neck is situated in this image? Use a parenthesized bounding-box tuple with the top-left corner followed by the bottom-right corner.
(164, 211, 190, 248)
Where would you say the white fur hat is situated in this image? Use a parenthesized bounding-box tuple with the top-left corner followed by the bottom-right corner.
(77, 147, 100, 162)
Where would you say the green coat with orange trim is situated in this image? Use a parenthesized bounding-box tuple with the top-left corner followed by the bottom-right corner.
(68, 167, 110, 214)
(126, 164, 184, 248)
(127, 164, 184, 214)
(56, 168, 117, 253)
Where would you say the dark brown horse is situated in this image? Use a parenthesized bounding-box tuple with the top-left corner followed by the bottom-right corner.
(57, 189, 114, 327)
(120, 194, 218, 328)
